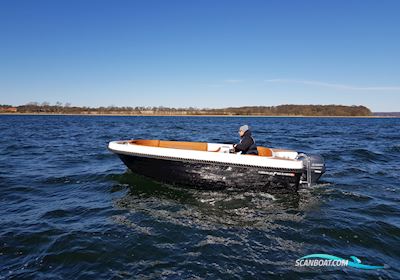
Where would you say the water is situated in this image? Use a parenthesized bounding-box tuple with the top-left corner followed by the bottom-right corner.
(0, 115, 399, 279)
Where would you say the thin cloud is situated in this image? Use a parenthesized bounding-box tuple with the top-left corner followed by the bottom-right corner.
(264, 79, 400, 91)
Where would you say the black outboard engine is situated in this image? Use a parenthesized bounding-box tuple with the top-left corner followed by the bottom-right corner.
(298, 153, 326, 186)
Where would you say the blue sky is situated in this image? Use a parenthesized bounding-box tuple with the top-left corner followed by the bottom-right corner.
(0, 0, 399, 111)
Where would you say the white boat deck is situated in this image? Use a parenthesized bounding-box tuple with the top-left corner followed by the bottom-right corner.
(108, 140, 304, 170)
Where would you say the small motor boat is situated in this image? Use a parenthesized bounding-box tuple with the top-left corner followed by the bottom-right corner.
(108, 139, 325, 193)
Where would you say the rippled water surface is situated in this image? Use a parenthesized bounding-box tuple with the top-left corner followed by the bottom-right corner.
(1, 115, 399, 279)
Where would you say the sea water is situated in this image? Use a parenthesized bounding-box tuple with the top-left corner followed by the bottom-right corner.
(0, 115, 399, 279)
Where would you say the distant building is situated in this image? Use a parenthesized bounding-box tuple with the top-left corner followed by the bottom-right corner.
(0, 106, 17, 113)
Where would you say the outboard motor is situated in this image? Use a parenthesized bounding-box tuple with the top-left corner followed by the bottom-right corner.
(298, 153, 326, 186)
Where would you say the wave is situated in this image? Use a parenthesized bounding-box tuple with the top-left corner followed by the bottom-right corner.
(350, 148, 388, 163)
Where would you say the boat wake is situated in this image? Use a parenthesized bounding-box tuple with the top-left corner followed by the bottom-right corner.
(111, 171, 324, 230)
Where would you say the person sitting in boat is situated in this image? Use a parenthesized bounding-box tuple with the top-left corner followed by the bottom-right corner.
(233, 125, 258, 155)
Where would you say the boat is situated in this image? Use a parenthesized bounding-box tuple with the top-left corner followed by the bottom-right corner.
(108, 139, 326, 193)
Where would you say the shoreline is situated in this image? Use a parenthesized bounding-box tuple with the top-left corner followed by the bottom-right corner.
(0, 112, 398, 118)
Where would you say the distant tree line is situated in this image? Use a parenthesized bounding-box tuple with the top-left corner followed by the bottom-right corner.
(0, 102, 372, 116)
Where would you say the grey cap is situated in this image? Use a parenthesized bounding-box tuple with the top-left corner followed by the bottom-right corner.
(239, 125, 249, 132)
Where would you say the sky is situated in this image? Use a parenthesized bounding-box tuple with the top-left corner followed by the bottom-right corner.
(0, 0, 399, 111)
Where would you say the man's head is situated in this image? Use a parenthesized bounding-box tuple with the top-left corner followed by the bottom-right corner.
(239, 125, 249, 137)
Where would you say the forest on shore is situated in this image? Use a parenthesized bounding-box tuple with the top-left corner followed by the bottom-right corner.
(0, 103, 372, 116)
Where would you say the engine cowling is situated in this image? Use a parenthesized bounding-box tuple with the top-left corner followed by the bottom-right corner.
(298, 153, 326, 186)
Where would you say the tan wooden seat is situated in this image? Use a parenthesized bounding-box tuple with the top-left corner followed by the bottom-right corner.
(159, 140, 207, 151)
(130, 139, 207, 151)
(130, 139, 160, 147)
(129, 140, 272, 155)
(257, 146, 273, 157)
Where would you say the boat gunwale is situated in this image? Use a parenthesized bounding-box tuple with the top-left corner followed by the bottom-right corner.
(109, 148, 303, 173)
(108, 140, 304, 172)
(121, 139, 297, 157)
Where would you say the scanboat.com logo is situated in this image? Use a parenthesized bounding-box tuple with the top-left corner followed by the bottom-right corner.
(295, 254, 384, 270)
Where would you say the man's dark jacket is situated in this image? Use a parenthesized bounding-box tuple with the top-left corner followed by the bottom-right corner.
(234, 130, 258, 155)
